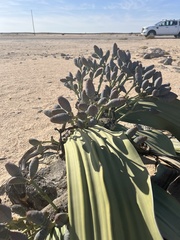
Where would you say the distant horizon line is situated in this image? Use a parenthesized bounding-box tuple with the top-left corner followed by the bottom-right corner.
(0, 32, 140, 35)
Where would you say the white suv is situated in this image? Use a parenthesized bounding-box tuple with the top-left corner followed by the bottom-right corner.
(141, 19, 180, 38)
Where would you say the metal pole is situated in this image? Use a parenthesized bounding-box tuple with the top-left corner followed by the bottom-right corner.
(31, 10, 35, 35)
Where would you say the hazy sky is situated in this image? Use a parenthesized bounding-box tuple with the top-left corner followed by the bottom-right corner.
(0, 0, 179, 33)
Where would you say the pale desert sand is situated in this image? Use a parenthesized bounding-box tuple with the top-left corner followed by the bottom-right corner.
(0, 33, 180, 189)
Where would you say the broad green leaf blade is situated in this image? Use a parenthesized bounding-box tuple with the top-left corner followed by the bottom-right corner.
(139, 129, 177, 156)
(117, 99, 180, 141)
(65, 125, 162, 240)
(153, 183, 180, 240)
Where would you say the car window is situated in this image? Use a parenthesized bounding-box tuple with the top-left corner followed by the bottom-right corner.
(169, 20, 178, 26)
(159, 21, 165, 26)
(155, 20, 179, 27)
(169, 21, 174, 26)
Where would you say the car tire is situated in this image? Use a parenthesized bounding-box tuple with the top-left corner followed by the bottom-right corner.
(146, 30, 156, 38)
(174, 33, 180, 38)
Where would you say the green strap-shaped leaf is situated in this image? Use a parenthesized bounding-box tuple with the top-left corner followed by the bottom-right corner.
(139, 129, 177, 156)
(65, 125, 162, 240)
(117, 99, 180, 141)
(153, 183, 180, 240)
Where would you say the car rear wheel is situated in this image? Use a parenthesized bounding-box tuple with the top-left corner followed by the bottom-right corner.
(146, 30, 156, 39)
(174, 32, 180, 38)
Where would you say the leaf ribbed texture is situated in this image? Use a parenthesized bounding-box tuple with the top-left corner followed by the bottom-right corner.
(118, 99, 180, 141)
(153, 183, 180, 240)
(65, 125, 162, 240)
(139, 129, 177, 156)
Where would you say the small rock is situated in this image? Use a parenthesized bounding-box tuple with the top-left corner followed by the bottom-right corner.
(37, 110, 43, 113)
(163, 57, 172, 65)
(143, 53, 151, 59)
(143, 47, 166, 59)
(65, 56, 70, 60)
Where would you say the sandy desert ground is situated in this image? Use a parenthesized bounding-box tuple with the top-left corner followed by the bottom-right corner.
(0, 33, 180, 190)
